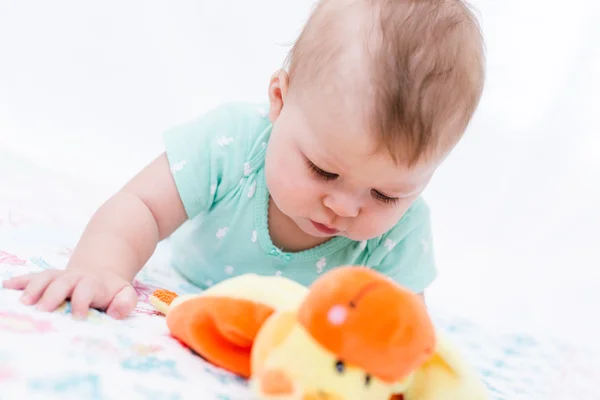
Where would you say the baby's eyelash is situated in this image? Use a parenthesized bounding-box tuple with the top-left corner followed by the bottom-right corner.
(306, 159, 398, 206)
(307, 160, 338, 181)
(371, 190, 399, 206)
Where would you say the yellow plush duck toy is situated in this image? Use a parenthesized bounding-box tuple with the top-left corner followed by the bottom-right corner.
(150, 266, 489, 400)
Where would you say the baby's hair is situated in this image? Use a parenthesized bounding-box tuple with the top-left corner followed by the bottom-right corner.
(284, 0, 486, 166)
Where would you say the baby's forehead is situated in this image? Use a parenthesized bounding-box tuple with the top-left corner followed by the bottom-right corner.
(298, 95, 437, 164)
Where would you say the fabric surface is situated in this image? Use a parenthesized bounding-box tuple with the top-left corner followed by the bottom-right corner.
(164, 102, 436, 294)
(0, 152, 599, 400)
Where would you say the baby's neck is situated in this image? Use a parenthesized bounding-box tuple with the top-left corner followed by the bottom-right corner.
(267, 197, 331, 252)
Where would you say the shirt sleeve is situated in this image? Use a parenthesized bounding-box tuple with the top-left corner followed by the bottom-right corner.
(163, 102, 269, 219)
(368, 197, 438, 294)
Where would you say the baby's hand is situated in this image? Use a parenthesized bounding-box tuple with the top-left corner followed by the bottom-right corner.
(2, 268, 138, 319)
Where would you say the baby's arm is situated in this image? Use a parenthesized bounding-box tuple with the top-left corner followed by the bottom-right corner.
(2, 153, 187, 319)
(70, 153, 187, 281)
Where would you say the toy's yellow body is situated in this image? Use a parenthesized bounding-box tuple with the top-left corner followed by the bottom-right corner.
(151, 267, 489, 400)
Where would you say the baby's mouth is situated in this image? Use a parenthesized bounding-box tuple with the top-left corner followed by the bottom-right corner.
(310, 220, 339, 235)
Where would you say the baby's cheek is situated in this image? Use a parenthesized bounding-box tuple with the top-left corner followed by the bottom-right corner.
(356, 209, 403, 239)
(266, 165, 304, 210)
(279, 174, 314, 208)
(268, 155, 311, 196)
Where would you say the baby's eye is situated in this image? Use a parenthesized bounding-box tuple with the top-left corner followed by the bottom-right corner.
(334, 360, 345, 374)
(364, 374, 372, 386)
(307, 160, 338, 181)
(371, 190, 399, 206)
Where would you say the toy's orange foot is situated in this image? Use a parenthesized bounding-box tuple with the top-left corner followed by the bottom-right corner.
(166, 296, 275, 378)
(254, 368, 302, 400)
(260, 369, 295, 396)
(255, 369, 345, 400)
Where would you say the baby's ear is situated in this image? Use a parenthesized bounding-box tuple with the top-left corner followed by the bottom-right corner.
(267, 69, 289, 121)
(399, 333, 489, 400)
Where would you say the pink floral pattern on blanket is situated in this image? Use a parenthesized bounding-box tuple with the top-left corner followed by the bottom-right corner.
(0, 368, 15, 384)
(0, 312, 54, 333)
(133, 279, 159, 303)
(0, 251, 27, 266)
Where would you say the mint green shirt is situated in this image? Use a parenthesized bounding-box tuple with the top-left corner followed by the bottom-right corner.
(163, 103, 437, 293)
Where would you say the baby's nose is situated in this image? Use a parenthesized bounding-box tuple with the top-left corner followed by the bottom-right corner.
(323, 194, 359, 218)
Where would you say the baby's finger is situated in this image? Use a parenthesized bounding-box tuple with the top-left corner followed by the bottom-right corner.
(106, 285, 138, 319)
(20, 270, 60, 305)
(70, 278, 96, 319)
(2, 273, 34, 290)
(36, 274, 81, 312)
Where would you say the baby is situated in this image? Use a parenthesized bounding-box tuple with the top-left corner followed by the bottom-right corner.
(3, 0, 485, 319)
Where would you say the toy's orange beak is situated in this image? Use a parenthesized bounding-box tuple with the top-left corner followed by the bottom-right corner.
(298, 266, 435, 384)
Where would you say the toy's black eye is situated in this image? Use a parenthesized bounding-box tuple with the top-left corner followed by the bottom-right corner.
(335, 360, 345, 374)
(365, 374, 372, 386)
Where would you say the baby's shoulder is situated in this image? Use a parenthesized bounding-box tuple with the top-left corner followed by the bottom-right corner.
(201, 101, 269, 143)
(165, 101, 272, 155)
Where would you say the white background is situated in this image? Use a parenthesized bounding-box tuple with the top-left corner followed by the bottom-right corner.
(1, 0, 599, 345)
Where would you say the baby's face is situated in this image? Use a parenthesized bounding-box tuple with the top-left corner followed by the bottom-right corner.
(265, 82, 440, 243)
